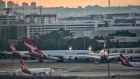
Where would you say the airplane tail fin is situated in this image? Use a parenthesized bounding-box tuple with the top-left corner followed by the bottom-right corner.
(120, 54, 132, 67)
(9, 42, 17, 53)
(20, 59, 27, 70)
(9, 42, 21, 57)
(20, 59, 31, 74)
(23, 37, 44, 57)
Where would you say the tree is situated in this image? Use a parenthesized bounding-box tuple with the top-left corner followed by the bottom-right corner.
(109, 30, 136, 37)
(116, 40, 119, 48)
(0, 40, 10, 51)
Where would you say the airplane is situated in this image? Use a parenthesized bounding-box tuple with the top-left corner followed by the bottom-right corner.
(9, 42, 30, 59)
(120, 54, 140, 68)
(23, 37, 122, 63)
(9, 42, 21, 58)
(83, 37, 121, 63)
(23, 37, 93, 62)
(23, 37, 60, 62)
(20, 59, 54, 76)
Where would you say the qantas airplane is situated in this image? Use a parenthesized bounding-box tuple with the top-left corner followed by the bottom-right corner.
(9, 42, 30, 59)
(23, 37, 94, 62)
(120, 54, 140, 68)
(83, 37, 120, 63)
(23, 37, 61, 62)
(9, 42, 21, 58)
(20, 59, 54, 76)
(23, 37, 121, 63)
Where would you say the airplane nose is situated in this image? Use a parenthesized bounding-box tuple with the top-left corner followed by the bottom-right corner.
(51, 69, 54, 72)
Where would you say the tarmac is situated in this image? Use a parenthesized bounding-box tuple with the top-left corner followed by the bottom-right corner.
(0, 59, 140, 77)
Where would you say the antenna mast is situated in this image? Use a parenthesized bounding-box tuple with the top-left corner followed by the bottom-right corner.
(108, 0, 111, 7)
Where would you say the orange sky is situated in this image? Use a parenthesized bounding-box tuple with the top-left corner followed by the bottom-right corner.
(3, 0, 140, 8)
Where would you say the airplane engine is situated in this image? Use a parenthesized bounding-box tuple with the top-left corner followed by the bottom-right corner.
(69, 56, 76, 60)
(45, 72, 49, 75)
(63, 56, 70, 60)
(63, 56, 78, 60)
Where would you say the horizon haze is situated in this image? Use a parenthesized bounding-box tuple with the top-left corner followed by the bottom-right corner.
(3, 0, 140, 8)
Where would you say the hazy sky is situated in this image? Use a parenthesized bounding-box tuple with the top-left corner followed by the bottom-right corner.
(4, 0, 140, 8)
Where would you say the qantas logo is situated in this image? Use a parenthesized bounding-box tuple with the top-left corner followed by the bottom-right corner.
(10, 44, 16, 52)
(24, 42, 38, 54)
(120, 57, 127, 65)
(20, 60, 27, 70)
(20, 61, 31, 74)
(24, 42, 43, 57)
(24, 42, 37, 52)
(120, 55, 132, 67)
(22, 65, 27, 70)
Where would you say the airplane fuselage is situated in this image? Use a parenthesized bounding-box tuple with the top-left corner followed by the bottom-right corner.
(129, 62, 140, 68)
(22, 68, 53, 74)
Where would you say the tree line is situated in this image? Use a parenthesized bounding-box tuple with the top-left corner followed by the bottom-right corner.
(0, 30, 139, 52)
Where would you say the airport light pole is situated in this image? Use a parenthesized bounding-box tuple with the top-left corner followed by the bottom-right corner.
(84, 35, 85, 52)
(84, 30, 89, 53)
(59, 30, 61, 50)
(108, 49, 110, 78)
(107, 38, 110, 78)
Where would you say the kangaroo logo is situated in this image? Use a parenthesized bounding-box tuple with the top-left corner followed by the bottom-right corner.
(10, 44, 16, 52)
(24, 42, 38, 53)
(120, 57, 127, 65)
(25, 42, 43, 57)
(22, 65, 26, 70)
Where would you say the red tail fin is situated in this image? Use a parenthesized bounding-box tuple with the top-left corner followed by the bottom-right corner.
(9, 42, 21, 57)
(20, 59, 26, 70)
(23, 37, 44, 57)
(120, 54, 132, 67)
(20, 59, 31, 74)
(9, 42, 17, 53)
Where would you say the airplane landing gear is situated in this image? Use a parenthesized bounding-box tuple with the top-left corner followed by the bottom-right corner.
(33, 74, 36, 76)
(38, 58, 43, 63)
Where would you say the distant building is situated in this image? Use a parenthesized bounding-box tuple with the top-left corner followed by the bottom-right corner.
(22, 2, 28, 8)
(111, 36, 140, 43)
(25, 14, 57, 24)
(0, 25, 27, 40)
(0, 0, 5, 9)
(31, 2, 36, 9)
(7, 1, 15, 9)
(105, 13, 140, 19)
(94, 26, 140, 37)
(0, 15, 16, 24)
(1, 12, 140, 41)
(58, 16, 93, 24)
(110, 36, 140, 47)
(15, 4, 19, 9)
(89, 14, 104, 20)
(26, 23, 95, 39)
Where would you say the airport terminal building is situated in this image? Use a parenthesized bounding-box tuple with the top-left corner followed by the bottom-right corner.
(0, 13, 140, 43)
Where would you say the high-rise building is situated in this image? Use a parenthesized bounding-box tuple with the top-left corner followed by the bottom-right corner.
(25, 14, 57, 24)
(0, 0, 6, 9)
(15, 4, 19, 8)
(22, 2, 28, 8)
(0, 25, 27, 40)
(7, 1, 15, 9)
(31, 2, 36, 9)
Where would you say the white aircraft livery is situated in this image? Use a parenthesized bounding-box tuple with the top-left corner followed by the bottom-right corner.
(23, 37, 93, 62)
(120, 54, 140, 68)
(23, 37, 121, 63)
(9, 42, 30, 58)
(20, 59, 54, 75)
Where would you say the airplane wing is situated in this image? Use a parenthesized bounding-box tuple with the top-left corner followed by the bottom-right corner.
(108, 53, 120, 59)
